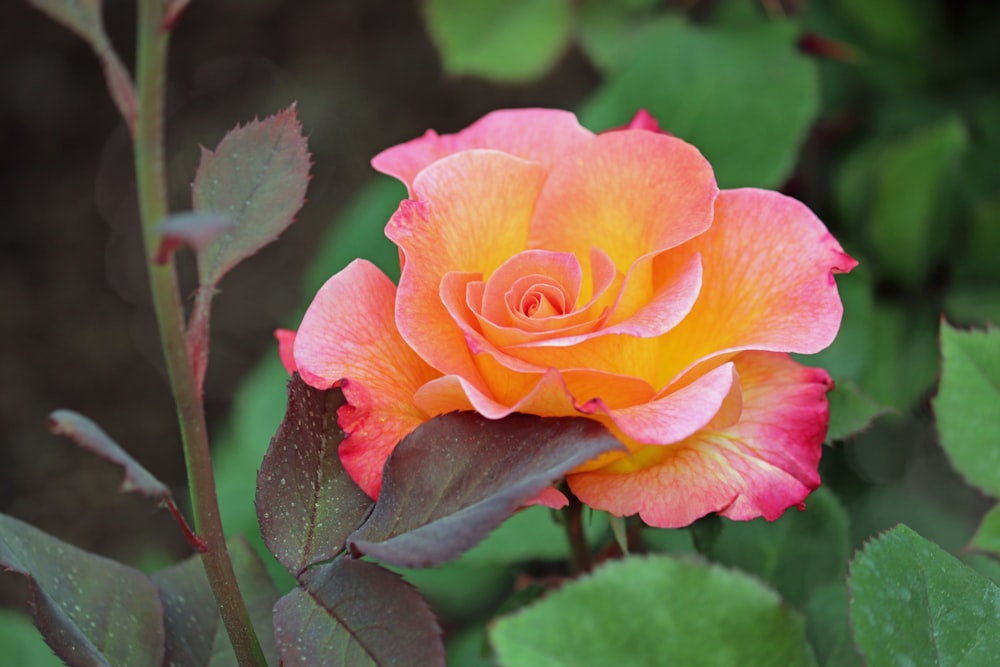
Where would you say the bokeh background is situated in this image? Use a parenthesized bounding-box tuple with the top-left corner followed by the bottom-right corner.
(2, 0, 999, 663)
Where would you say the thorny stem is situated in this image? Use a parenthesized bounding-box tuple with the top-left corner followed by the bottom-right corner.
(561, 486, 592, 575)
(132, 1, 267, 665)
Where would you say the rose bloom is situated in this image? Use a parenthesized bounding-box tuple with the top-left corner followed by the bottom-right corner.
(278, 109, 856, 529)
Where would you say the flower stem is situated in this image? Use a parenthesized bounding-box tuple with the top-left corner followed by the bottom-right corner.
(132, 2, 267, 665)
(561, 487, 592, 575)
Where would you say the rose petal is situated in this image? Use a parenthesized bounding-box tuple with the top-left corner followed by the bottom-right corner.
(578, 361, 739, 448)
(528, 130, 718, 275)
(649, 188, 858, 386)
(568, 351, 832, 528)
(275, 328, 297, 375)
(388, 151, 549, 391)
(292, 259, 439, 498)
(480, 250, 582, 327)
(372, 108, 594, 191)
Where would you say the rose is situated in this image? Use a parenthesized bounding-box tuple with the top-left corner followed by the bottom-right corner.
(278, 109, 856, 528)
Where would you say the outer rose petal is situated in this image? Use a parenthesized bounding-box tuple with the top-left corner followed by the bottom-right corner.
(388, 151, 548, 391)
(292, 259, 439, 498)
(275, 328, 297, 374)
(371, 108, 594, 191)
(568, 351, 832, 528)
(528, 130, 718, 275)
(651, 188, 858, 385)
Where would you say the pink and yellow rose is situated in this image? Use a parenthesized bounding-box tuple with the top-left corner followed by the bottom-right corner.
(279, 109, 856, 528)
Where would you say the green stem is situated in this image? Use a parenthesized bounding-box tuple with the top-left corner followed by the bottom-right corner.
(132, 2, 267, 665)
(561, 487, 592, 575)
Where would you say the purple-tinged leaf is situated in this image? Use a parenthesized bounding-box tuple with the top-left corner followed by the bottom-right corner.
(154, 212, 236, 266)
(348, 413, 626, 568)
(152, 538, 280, 667)
(47, 410, 206, 552)
(193, 105, 311, 288)
(273, 558, 445, 667)
(257, 375, 374, 577)
(48, 409, 170, 500)
(0, 513, 164, 667)
(27, 0, 136, 135)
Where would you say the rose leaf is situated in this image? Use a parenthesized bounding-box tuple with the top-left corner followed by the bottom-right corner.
(47, 409, 170, 502)
(348, 412, 625, 569)
(709, 486, 851, 607)
(256, 375, 374, 576)
(933, 321, 1000, 498)
(848, 524, 1000, 665)
(0, 513, 165, 667)
(490, 554, 816, 666)
(152, 537, 281, 667)
(192, 104, 311, 288)
(421, 0, 573, 83)
(273, 558, 445, 667)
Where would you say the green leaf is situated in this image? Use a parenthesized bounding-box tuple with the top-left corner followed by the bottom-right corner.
(27, 0, 135, 133)
(152, 538, 281, 666)
(801, 269, 876, 382)
(857, 302, 939, 412)
(848, 524, 1000, 666)
(805, 583, 863, 667)
(193, 105, 311, 287)
(0, 609, 65, 667)
(491, 554, 817, 666)
(0, 513, 164, 667)
(460, 505, 608, 566)
(273, 558, 445, 666)
(421, 0, 573, 83)
(347, 413, 625, 568)
(867, 116, 968, 287)
(971, 505, 1000, 557)
(304, 176, 405, 297)
(710, 487, 851, 607)
(933, 321, 1000, 497)
(826, 381, 890, 442)
(579, 18, 820, 188)
(256, 375, 374, 576)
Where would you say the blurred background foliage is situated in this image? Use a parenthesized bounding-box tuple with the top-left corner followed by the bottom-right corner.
(2, 0, 999, 664)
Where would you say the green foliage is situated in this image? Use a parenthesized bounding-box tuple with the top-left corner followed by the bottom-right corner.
(421, 0, 573, 83)
(710, 487, 851, 607)
(491, 555, 817, 667)
(805, 583, 863, 667)
(0, 609, 71, 667)
(971, 505, 1000, 558)
(579, 17, 820, 188)
(849, 525, 1000, 666)
(826, 381, 889, 443)
(934, 322, 1000, 497)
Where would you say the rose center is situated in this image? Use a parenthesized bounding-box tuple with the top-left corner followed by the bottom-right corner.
(521, 284, 566, 318)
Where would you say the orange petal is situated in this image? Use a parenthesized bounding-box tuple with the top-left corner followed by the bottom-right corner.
(293, 259, 439, 498)
(388, 151, 549, 391)
(528, 130, 718, 274)
(371, 109, 594, 190)
(650, 188, 858, 386)
(568, 351, 832, 528)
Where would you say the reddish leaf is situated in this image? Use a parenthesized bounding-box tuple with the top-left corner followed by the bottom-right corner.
(162, 0, 192, 29)
(348, 413, 626, 568)
(27, 0, 136, 134)
(152, 538, 281, 667)
(273, 558, 445, 667)
(0, 514, 164, 667)
(192, 105, 311, 287)
(48, 410, 170, 500)
(256, 375, 374, 576)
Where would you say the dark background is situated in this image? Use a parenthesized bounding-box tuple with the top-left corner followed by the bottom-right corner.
(0, 0, 597, 606)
